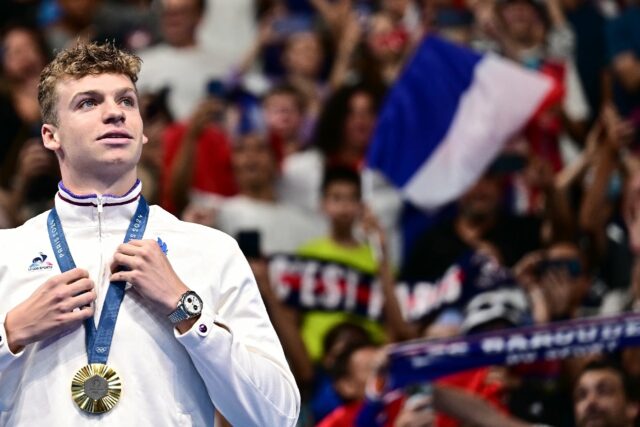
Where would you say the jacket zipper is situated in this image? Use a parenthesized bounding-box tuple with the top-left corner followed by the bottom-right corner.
(96, 195, 105, 323)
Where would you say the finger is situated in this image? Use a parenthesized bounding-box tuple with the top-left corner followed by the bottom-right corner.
(54, 268, 90, 285)
(66, 278, 95, 296)
(115, 242, 143, 256)
(125, 239, 153, 248)
(67, 304, 95, 322)
(110, 270, 135, 284)
(64, 289, 97, 311)
(111, 252, 138, 273)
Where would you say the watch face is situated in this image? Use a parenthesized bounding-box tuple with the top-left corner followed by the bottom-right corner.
(183, 292, 203, 315)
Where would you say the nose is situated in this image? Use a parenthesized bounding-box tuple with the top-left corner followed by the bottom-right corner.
(102, 99, 126, 124)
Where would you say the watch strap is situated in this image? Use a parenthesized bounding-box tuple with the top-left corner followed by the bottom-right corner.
(168, 307, 191, 324)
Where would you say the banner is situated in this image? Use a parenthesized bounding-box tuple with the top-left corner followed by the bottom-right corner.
(268, 252, 518, 321)
(385, 312, 640, 391)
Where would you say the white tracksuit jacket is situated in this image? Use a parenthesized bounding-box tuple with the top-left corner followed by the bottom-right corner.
(0, 182, 300, 426)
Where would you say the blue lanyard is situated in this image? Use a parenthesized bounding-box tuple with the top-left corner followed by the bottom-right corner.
(47, 196, 149, 364)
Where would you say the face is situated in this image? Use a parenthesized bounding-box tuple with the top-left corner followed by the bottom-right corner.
(232, 134, 277, 191)
(58, 0, 99, 26)
(612, 52, 640, 93)
(366, 14, 409, 63)
(382, 0, 410, 20)
(499, 0, 542, 44)
(337, 347, 379, 401)
(42, 73, 147, 182)
(343, 92, 376, 150)
(544, 243, 587, 308)
(283, 32, 323, 78)
(574, 369, 638, 427)
(2, 28, 45, 81)
(322, 181, 362, 231)
(459, 175, 502, 221)
(161, 0, 201, 46)
(263, 94, 303, 140)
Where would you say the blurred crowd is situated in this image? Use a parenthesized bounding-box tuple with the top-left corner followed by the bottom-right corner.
(2, 0, 640, 425)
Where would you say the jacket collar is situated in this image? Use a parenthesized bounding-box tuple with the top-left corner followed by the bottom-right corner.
(54, 180, 143, 229)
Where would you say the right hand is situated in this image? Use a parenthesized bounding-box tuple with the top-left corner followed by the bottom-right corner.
(4, 268, 96, 353)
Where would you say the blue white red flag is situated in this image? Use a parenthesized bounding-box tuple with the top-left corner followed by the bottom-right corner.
(366, 36, 557, 210)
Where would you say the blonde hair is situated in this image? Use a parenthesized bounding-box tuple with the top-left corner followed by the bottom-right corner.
(38, 42, 142, 125)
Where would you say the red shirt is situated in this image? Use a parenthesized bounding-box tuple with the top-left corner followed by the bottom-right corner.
(316, 401, 364, 427)
(160, 123, 237, 213)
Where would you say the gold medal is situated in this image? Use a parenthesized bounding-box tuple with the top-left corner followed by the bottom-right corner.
(71, 363, 122, 414)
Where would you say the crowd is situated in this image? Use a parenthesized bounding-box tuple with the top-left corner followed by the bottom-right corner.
(1, 0, 640, 425)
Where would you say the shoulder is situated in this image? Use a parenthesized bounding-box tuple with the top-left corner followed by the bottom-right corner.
(282, 149, 324, 173)
(296, 237, 330, 254)
(138, 44, 171, 61)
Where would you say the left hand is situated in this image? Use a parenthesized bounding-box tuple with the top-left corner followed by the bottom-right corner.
(110, 240, 189, 316)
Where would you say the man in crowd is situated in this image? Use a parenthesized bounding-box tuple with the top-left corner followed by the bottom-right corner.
(574, 359, 639, 427)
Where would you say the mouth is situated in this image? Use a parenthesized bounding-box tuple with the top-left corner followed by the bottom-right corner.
(97, 130, 133, 144)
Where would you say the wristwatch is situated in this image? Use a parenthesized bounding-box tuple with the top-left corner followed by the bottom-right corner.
(168, 290, 203, 324)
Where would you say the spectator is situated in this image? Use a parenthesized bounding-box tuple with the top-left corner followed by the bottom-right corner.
(137, 0, 228, 121)
(317, 340, 380, 427)
(43, 0, 157, 53)
(403, 170, 543, 281)
(295, 167, 387, 364)
(160, 97, 237, 216)
(215, 132, 323, 256)
(573, 359, 639, 427)
(0, 24, 47, 185)
(606, 4, 640, 124)
(137, 89, 173, 204)
(279, 83, 383, 213)
(262, 84, 309, 156)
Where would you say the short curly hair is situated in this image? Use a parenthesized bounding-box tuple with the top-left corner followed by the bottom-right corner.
(38, 42, 142, 125)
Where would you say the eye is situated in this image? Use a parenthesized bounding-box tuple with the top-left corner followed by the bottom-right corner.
(120, 96, 136, 107)
(78, 99, 97, 109)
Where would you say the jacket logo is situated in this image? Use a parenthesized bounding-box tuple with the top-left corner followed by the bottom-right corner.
(29, 252, 53, 271)
(157, 237, 168, 255)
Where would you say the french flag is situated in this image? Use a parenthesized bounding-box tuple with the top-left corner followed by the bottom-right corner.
(366, 36, 558, 210)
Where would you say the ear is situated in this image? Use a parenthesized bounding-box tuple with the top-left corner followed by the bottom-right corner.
(41, 123, 60, 151)
(142, 133, 149, 145)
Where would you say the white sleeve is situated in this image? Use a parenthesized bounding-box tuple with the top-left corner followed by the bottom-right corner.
(175, 242, 300, 427)
(0, 313, 25, 370)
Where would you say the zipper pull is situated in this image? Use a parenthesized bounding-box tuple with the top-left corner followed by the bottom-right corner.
(97, 195, 104, 214)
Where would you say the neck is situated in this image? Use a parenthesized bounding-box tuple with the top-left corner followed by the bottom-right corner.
(330, 227, 357, 247)
(171, 38, 197, 48)
(60, 169, 138, 196)
(337, 145, 365, 167)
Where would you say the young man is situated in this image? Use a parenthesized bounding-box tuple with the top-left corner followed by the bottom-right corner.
(0, 43, 299, 426)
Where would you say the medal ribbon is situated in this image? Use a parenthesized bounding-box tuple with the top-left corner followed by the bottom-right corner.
(47, 196, 149, 364)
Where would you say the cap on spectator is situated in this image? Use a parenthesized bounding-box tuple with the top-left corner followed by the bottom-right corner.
(461, 288, 530, 334)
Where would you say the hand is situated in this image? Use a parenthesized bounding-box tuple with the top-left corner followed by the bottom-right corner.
(4, 268, 95, 353)
(110, 240, 189, 317)
(187, 98, 226, 134)
(540, 269, 573, 319)
(513, 250, 544, 290)
(15, 139, 57, 185)
(361, 206, 388, 257)
(395, 394, 435, 427)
